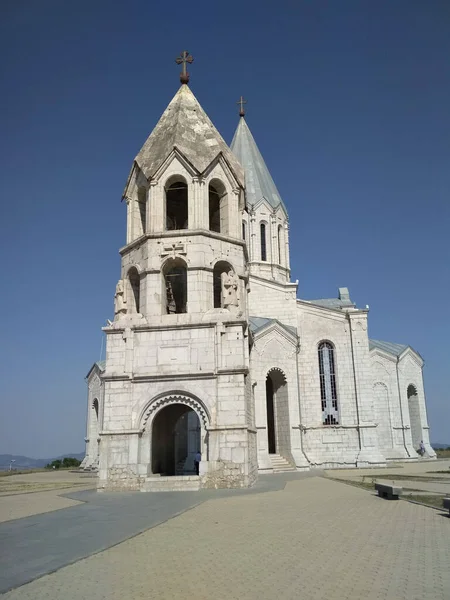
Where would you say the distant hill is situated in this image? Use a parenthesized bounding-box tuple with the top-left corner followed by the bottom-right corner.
(0, 452, 85, 469)
(431, 443, 450, 449)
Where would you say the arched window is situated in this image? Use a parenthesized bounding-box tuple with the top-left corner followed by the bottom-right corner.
(260, 223, 267, 261)
(242, 220, 246, 241)
(277, 224, 282, 264)
(137, 187, 147, 236)
(209, 180, 228, 234)
(213, 261, 235, 309)
(163, 258, 187, 314)
(128, 268, 140, 313)
(165, 178, 188, 230)
(93, 399, 99, 420)
(407, 384, 422, 451)
(318, 342, 339, 425)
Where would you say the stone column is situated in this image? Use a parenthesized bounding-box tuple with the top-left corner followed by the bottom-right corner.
(249, 209, 256, 262)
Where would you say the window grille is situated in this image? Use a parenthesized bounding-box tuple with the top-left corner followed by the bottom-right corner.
(318, 342, 339, 425)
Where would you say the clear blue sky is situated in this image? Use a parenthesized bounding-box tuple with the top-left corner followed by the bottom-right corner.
(1, 0, 449, 457)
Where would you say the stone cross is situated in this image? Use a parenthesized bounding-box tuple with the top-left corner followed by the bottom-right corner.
(176, 51, 194, 84)
(237, 96, 247, 117)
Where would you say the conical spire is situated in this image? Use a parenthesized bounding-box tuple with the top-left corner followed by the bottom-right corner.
(230, 116, 286, 213)
(132, 85, 244, 186)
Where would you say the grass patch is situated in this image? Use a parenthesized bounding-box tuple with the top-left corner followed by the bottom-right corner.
(0, 469, 48, 477)
(435, 449, 450, 458)
(404, 495, 447, 510)
(328, 476, 448, 510)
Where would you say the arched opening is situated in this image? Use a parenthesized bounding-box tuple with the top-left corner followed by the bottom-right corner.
(242, 220, 246, 241)
(209, 180, 228, 235)
(89, 398, 100, 466)
(163, 258, 187, 314)
(128, 268, 140, 313)
(260, 222, 267, 261)
(165, 179, 188, 230)
(318, 341, 339, 425)
(137, 187, 147, 236)
(265, 369, 289, 456)
(407, 384, 422, 452)
(277, 225, 283, 264)
(151, 404, 201, 476)
(213, 261, 237, 309)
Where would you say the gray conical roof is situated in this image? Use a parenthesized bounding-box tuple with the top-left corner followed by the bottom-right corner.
(230, 117, 287, 212)
(132, 85, 244, 186)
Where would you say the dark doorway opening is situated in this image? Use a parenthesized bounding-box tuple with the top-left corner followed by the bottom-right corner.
(266, 376, 276, 454)
(151, 404, 200, 476)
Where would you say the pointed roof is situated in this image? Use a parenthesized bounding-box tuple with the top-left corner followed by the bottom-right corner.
(132, 85, 244, 186)
(230, 117, 287, 212)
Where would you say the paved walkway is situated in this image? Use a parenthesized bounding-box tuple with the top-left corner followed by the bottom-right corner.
(2, 476, 449, 600)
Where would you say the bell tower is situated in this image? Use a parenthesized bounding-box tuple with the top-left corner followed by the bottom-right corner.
(98, 54, 258, 491)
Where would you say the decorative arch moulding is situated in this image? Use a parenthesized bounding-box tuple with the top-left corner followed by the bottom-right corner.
(140, 393, 210, 431)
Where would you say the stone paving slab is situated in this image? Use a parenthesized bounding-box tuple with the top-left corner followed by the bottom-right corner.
(0, 471, 313, 594)
(2, 477, 450, 600)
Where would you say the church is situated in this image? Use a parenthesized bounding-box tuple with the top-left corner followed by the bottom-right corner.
(82, 53, 435, 491)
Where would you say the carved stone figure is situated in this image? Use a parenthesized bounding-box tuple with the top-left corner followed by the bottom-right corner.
(221, 269, 239, 309)
(114, 279, 127, 319)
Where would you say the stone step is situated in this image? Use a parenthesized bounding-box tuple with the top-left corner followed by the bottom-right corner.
(269, 454, 296, 472)
(141, 475, 200, 492)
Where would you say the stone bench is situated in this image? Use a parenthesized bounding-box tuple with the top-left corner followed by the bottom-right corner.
(443, 498, 450, 515)
(375, 483, 402, 500)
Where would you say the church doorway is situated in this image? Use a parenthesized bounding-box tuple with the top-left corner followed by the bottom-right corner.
(151, 404, 201, 476)
(407, 384, 422, 452)
(266, 376, 276, 454)
(266, 369, 290, 457)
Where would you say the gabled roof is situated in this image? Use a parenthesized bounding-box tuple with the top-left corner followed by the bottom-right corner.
(307, 287, 355, 311)
(85, 360, 106, 380)
(249, 316, 297, 338)
(133, 85, 244, 186)
(230, 117, 287, 212)
(369, 339, 410, 358)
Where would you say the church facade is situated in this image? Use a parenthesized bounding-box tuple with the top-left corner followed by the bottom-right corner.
(82, 69, 435, 491)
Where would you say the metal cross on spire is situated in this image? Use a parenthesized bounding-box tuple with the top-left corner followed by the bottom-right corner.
(175, 51, 194, 84)
(237, 96, 247, 117)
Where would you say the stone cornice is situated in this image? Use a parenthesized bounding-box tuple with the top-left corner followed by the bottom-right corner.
(120, 229, 247, 256)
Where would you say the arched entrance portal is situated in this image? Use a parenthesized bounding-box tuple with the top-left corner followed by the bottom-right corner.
(151, 404, 201, 476)
(265, 369, 289, 456)
(407, 384, 422, 452)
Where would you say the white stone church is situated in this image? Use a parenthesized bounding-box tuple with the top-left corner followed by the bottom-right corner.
(82, 60, 435, 491)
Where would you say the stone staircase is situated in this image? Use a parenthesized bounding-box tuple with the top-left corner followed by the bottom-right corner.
(269, 454, 296, 473)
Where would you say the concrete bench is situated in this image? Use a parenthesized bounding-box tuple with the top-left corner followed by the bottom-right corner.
(375, 483, 402, 500)
(443, 498, 450, 515)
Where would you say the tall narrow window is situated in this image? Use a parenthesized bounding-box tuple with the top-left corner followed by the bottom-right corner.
(166, 179, 188, 230)
(209, 180, 228, 235)
(277, 225, 282, 264)
(137, 188, 147, 236)
(163, 259, 187, 314)
(209, 185, 221, 233)
(260, 223, 267, 261)
(318, 342, 339, 425)
(242, 220, 246, 241)
(128, 268, 140, 313)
